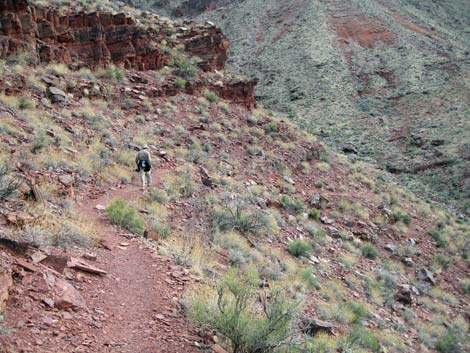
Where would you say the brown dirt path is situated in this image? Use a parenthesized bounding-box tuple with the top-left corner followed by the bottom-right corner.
(0, 168, 204, 353)
(75, 170, 203, 353)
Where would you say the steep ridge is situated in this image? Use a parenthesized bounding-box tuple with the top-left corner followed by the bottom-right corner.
(142, 0, 470, 214)
(0, 1, 468, 353)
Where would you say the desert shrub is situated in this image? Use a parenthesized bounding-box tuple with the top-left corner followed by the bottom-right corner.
(287, 239, 312, 257)
(145, 188, 168, 204)
(211, 202, 271, 235)
(264, 121, 279, 134)
(309, 208, 320, 220)
(163, 168, 197, 199)
(279, 195, 305, 214)
(174, 57, 198, 79)
(433, 254, 452, 269)
(54, 221, 92, 247)
(392, 209, 411, 225)
(362, 243, 379, 259)
(150, 218, 170, 239)
(340, 325, 380, 352)
(18, 95, 34, 110)
(205, 90, 218, 102)
(462, 279, 470, 294)
(300, 268, 319, 288)
(428, 228, 448, 248)
(345, 301, 369, 324)
(31, 130, 51, 153)
(246, 145, 263, 156)
(0, 162, 20, 201)
(247, 116, 258, 125)
(435, 328, 467, 353)
(106, 198, 145, 235)
(98, 65, 124, 82)
(175, 77, 187, 89)
(185, 268, 299, 353)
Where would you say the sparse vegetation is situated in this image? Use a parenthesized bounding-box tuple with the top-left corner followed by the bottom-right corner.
(287, 239, 312, 257)
(362, 243, 379, 259)
(185, 267, 299, 353)
(0, 162, 20, 201)
(211, 201, 271, 235)
(106, 198, 145, 235)
(205, 90, 218, 103)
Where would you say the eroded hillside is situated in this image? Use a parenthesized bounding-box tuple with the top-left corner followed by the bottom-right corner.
(0, 1, 469, 353)
(137, 0, 470, 214)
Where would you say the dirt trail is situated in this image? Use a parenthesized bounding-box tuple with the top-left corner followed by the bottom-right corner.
(74, 170, 202, 353)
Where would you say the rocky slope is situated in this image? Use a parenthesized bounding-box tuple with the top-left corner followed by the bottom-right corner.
(0, 1, 469, 353)
(134, 0, 470, 214)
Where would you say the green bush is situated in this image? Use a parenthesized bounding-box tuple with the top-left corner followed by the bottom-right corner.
(433, 254, 452, 269)
(175, 77, 187, 89)
(279, 195, 305, 214)
(342, 325, 381, 352)
(309, 208, 320, 220)
(346, 301, 369, 324)
(151, 218, 170, 239)
(106, 198, 145, 235)
(392, 210, 411, 225)
(300, 268, 319, 288)
(174, 57, 198, 78)
(362, 243, 379, 259)
(185, 268, 299, 353)
(205, 90, 218, 102)
(435, 329, 466, 353)
(428, 228, 448, 248)
(18, 96, 34, 110)
(287, 239, 312, 257)
(145, 188, 168, 204)
(264, 121, 279, 134)
(211, 202, 271, 235)
(31, 130, 50, 153)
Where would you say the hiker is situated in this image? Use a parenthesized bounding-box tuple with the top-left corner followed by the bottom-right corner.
(135, 144, 152, 190)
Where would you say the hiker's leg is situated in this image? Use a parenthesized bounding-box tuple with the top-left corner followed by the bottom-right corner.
(140, 171, 145, 189)
(146, 171, 152, 187)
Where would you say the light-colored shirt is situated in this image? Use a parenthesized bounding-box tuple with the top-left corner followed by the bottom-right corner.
(135, 149, 151, 163)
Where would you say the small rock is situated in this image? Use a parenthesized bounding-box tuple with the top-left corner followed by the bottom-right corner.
(82, 253, 97, 262)
(417, 268, 436, 285)
(54, 278, 86, 310)
(95, 204, 106, 211)
(30, 251, 48, 264)
(385, 244, 397, 253)
(320, 216, 333, 225)
(42, 297, 55, 308)
(309, 255, 320, 264)
(402, 257, 414, 267)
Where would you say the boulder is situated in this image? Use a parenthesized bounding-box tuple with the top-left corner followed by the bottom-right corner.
(47, 86, 67, 104)
(300, 318, 334, 336)
(395, 284, 419, 305)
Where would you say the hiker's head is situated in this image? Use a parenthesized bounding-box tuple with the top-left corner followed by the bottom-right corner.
(141, 144, 149, 150)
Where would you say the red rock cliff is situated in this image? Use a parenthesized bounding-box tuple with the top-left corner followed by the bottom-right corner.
(0, 0, 228, 71)
(0, 0, 256, 109)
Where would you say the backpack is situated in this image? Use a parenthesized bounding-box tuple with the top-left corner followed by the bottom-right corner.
(138, 160, 151, 172)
